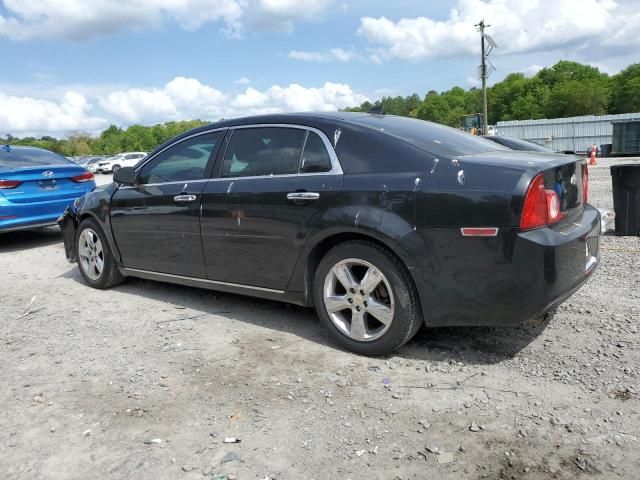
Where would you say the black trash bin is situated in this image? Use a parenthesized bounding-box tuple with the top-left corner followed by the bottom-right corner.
(600, 143, 612, 157)
(610, 164, 640, 236)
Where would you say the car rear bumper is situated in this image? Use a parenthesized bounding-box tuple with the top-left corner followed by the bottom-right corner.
(411, 205, 601, 327)
(0, 193, 89, 233)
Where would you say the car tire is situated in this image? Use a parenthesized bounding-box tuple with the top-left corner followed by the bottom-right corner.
(75, 218, 125, 289)
(313, 240, 423, 355)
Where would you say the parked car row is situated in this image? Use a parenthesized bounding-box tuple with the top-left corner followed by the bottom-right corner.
(71, 152, 149, 174)
(54, 113, 600, 356)
(95, 152, 147, 173)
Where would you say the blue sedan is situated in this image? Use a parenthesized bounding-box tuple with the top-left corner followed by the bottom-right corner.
(0, 145, 96, 232)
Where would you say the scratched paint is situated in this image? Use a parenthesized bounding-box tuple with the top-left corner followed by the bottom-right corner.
(430, 158, 439, 175)
(333, 128, 342, 147)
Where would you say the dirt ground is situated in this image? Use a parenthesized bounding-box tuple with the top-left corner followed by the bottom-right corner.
(1, 162, 638, 480)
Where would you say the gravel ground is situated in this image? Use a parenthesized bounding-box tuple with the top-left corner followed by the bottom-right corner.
(1, 162, 638, 480)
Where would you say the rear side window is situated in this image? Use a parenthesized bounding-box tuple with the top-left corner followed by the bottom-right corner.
(301, 132, 332, 173)
(0, 147, 72, 172)
(222, 127, 306, 178)
(138, 132, 222, 184)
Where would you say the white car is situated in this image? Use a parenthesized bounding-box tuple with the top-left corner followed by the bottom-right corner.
(95, 152, 147, 174)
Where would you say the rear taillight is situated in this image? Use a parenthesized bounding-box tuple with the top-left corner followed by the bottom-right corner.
(71, 172, 95, 183)
(520, 174, 565, 231)
(0, 179, 21, 189)
(582, 164, 588, 204)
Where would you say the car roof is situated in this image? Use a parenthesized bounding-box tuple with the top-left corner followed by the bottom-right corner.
(2, 144, 53, 154)
(170, 112, 441, 137)
(163, 112, 505, 158)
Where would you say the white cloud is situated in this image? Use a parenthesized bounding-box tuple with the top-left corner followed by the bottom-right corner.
(288, 50, 328, 62)
(357, 0, 638, 62)
(231, 87, 270, 110)
(288, 47, 356, 62)
(233, 76, 251, 85)
(1, 77, 367, 136)
(521, 64, 544, 77)
(330, 48, 356, 62)
(467, 76, 481, 87)
(99, 77, 227, 124)
(0, 91, 107, 136)
(99, 77, 368, 128)
(255, 82, 367, 113)
(0, 0, 334, 41)
(247, 0, 333, 32)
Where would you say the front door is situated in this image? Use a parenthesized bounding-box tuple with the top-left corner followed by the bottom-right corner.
(200, 126, 343, 290)
(110, 130, 224, 277)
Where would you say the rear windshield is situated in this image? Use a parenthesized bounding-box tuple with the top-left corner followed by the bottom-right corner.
(0, 147, 72, 171)
(352, 115, 509, 158)
(489, 136, 552, 152)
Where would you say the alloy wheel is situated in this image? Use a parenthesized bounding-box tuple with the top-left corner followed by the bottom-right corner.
(323, 258, 395, 342)
(78, 228, 104, 281)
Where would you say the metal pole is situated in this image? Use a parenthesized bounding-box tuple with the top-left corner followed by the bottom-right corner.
(480, 20, 488, 135)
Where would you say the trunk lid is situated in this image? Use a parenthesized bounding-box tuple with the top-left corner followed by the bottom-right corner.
(460, 151, 587, 222)
(0, 164, 92, 204)
(538, 157, 587, 222)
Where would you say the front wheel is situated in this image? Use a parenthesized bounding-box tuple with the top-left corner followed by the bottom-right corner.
(75, 218, 125, 289)
(313, 241, 423, 355)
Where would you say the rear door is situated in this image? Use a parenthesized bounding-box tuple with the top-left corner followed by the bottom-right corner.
(110, 130, 225, 277)
(200, 125, 343, 290)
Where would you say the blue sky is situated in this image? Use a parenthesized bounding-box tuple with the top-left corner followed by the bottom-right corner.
(0, 0, 638, 136)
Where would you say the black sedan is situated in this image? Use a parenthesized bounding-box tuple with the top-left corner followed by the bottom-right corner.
(59, 113, 600, 355)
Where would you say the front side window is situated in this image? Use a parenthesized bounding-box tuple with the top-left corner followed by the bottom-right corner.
(221, 127, 306, 178)
(138, 132, 221, 184)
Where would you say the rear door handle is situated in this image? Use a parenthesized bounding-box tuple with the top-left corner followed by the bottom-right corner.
(287, 192, 320, 201)
(174, 194, 197, 203)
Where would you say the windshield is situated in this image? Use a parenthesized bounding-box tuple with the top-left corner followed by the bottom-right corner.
(0, 146, 73, 172)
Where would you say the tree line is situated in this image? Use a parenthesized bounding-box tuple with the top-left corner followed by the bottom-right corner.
(6, 120, 209, 157)
(5, 61, 640, 157)
(345, 61, 640, 127)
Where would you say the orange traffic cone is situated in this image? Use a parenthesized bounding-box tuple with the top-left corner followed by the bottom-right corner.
(589, 152, 597, 165)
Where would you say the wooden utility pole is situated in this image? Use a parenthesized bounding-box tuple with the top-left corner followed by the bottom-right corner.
(478, 20, 489, 135)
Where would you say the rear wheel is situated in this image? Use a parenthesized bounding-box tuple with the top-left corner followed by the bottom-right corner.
(76, 218, 125, 289)
(313, 241, 422, 355)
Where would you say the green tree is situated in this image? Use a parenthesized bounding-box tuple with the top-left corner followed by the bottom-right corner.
(609, 64, 640, 114)
(544, 80, 609, 118)
(538, 61, 606, 87)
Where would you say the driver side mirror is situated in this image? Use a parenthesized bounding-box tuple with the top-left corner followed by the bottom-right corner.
(113, 167, 137, 186)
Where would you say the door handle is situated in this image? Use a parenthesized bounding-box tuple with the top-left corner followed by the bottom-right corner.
(174, 194, 197, 203)
(287, 192, 320, 201)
